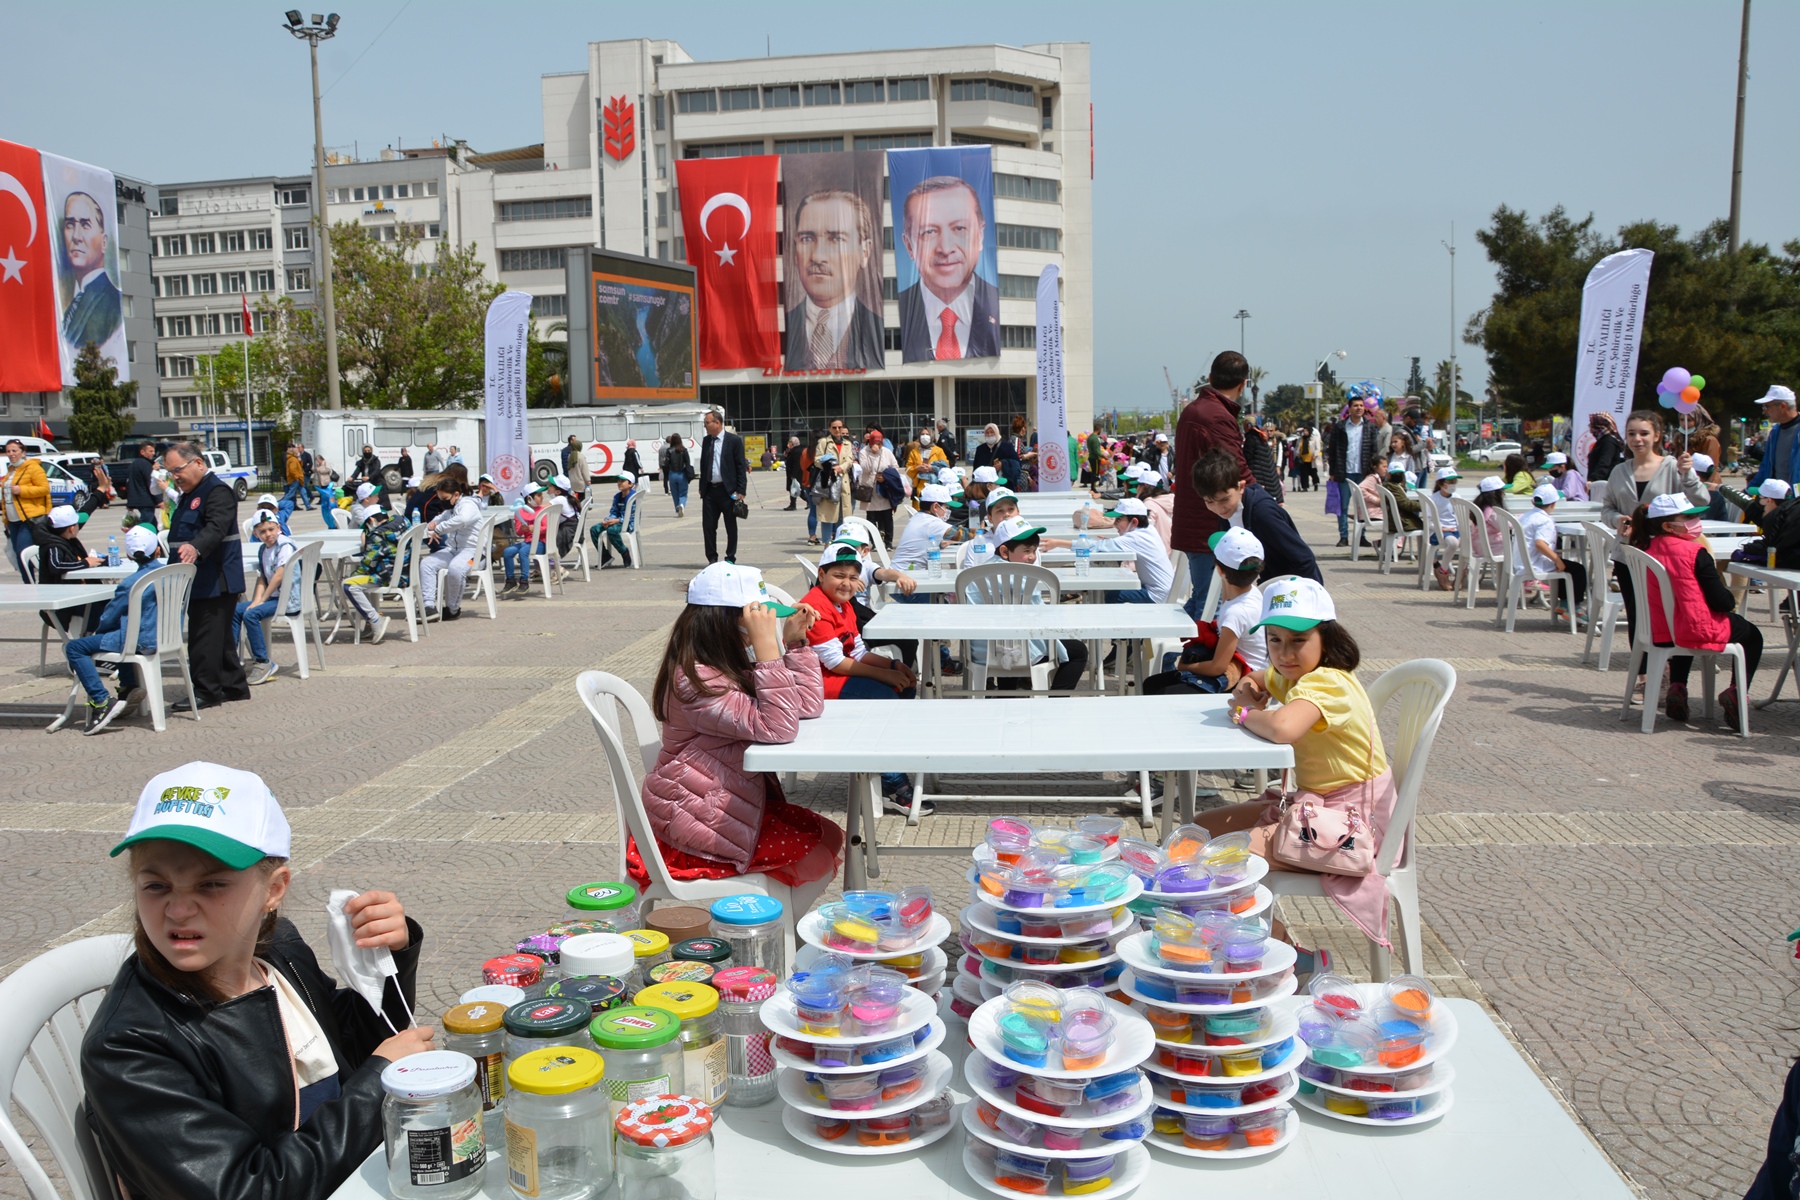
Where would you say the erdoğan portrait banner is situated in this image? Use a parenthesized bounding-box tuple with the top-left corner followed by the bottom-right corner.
(674, 155, 780, 371)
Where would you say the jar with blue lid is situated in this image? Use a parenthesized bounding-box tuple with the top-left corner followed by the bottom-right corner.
(708, 894, 785, 976)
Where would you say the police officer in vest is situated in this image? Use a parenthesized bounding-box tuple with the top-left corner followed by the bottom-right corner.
(162, 441, 250, 708)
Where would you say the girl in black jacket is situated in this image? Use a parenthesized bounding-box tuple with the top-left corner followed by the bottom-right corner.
(82, 762, 433, 1200)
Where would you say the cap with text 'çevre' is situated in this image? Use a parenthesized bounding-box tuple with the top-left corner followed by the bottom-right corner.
(990, 516, 1047, 546)
(1753, 479, 1792, 501)
(1646, 493, 1707, 521)
(986, 487, 1018, 506)
(1207, 527, 1265, 572)
(111, 762, 292, 870)
(1252, 577, 1338, 634)
(686, 561, 795, 617)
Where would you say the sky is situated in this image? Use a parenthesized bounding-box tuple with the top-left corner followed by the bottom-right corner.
(4, 1, 1794, 411)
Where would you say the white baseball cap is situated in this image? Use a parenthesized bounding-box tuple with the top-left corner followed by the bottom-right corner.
(1253, 577, 1338, 633)
(918, 483, 962, 508)
(1123, 462, 1151, 480)
(1106, 497, 1149, 519)
(1691, 453, 1715, 474)
(1543, 452, 1568, 467)
(361, 506, 387, 524)
(257, 493, 278, 508)
(48, 505, 79, 529)
(1434, 467, 1461, 482)
(111, 762, 292, 870)
(355, 482, 378, 501)
(986, 487, 1018, 506)
(817, 541, 865, 573)
(478, 473, 495, 485)
(991, 516, 1047, 545)
(1531, 483, 1560, 506)
(686, 561, 796, 616)
(971, 465, 999, 484)
(1208, 527, 1265, 571)
(123, 525, 159, 556)
(1386, 459, 1409, 475)
(552, 474, 573, 491)
(617, 472, 637, 486)
(1478, 476, 1506, 493)
(1404, 471, 1419, 488)
(1154, 432, 1169, 443)
(252, 510, 280, 527)
(1755, 385, 1796, 405)
(1645, 492, 1707, 520)
(1137, 470, 1164, 487)
(1754, 479, 1792, 500)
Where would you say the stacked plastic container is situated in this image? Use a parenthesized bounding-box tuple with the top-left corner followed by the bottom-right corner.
(1292, 973, 1457, 1127)
(795, 885, 951, 1000)
(961, 983, 1155, 1198)
(760, 952, 959, 1156)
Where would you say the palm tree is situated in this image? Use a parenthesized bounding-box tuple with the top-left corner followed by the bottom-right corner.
(1248, 365, 1268, 413)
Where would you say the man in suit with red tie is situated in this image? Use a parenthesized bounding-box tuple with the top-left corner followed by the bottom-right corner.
(896, 177, 1000, 363)
(698, 410, 748, 564)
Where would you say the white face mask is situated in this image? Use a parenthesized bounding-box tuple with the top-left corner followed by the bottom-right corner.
(325, 890, 409, 1033)
(984, 435, 1000, 447)
(919, 435, 932, 447)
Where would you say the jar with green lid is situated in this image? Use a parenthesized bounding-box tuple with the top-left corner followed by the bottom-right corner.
(623, 929, 671, 976)
(502, 998, 595, 1070)
(566, 880, 641, 930)
(648, 960, 715, 988)
(632, 982, 727, 1107)
(504, 1046, 610, 1200)
(587, 1006, 686, 1125)
(441, 1002, 508, 1117)
(671, 936, 733, 971)
(380, 1050, 485, 1200)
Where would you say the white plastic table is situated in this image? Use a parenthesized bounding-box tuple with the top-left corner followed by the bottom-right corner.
(0, 584, 105, 693)
(66, 563, 134, 582)
(745, 694, 1287, 887)
(327, 995, 1633, 1200)
(1727, 562, 1800, 706)
(1038, 547, 1135, 566)
(900, 567, 1143, 597)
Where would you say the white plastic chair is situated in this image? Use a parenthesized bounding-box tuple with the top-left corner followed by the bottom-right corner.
(840, 516, 891, 570)
(1346, 485, 1381, 563)
(1375, 488, 1426, 576)
(0, 933, 133, 1200)
(1449, 498, 1505, 610)
(527, 506, 560, 598)
(20, 546, 77, 675)
(1265, 658, 1456, 980)
(265, 540, 327, 678)
(956, 562, 1060, 695)
(1416, 496, 1445, 592)
(1493, 509, 1576, 634)
(1146, 549, 1193, 671)
(614, 490, 644, 571)
(1581, 522, 1627, 670)
(432, 512, 502, 623)
(793, 554, 819, 589)
(1616, 543, 1749, 736)
(54, 562, 198, 733)
(364, 522, 429, 643)
(576, 671, 825, 979)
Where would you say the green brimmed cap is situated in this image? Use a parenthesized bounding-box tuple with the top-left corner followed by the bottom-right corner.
(1252, 577, 1338, 633)
(112, 762, 291, 870)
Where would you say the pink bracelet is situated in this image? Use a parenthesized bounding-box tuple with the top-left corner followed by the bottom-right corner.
(1231, 705, 1249, 726)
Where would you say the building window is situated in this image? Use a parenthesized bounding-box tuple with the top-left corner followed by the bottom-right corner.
(772, 137, 842, 155)
(161, 274, 189, 297)
(120, 249, 132, 272)
(762, 84, 799, 108)
(168, 315, 192, 337)
(653, 95, 666, 130)
(162, 235, 186, 256)
(498, 247, 567, 272)
(1042, 97, 1055, 130)
(677, 89, 718, 114)
(657, 240, 669, 261)
(497, 197, 593, 222)
(882, 227, 894, 251)
(193, 273, 217, 295)
(424, 181, 438, 197)
(719, 87, 758, 111)
(995, 174, 1059, 203)
(251, 269, 275, 292)
(953, 132, 1030, 148)
(161, 356, 195, 378)
(158, 195, 179, 217)
(251, 229, 273, 251)
(855, 133, 932, 152)
(889, 77, 930, 102)
(396, 183, 410, 199)
(655, 144, 668, 180)
(428, 222, 441, 238)
(284, 226, 310, 250)
(883, 327, 903, 352)
(950, 78, 1036, 106)
(882, 277, 897, 301)
(18, 394, 45, 417)
(253, 310, 274, 333)
(122, 294, 134, 318)
(803, 82, 840, 107)
(1000, 325, 1037, 349)
(222, 230, 245, 252)
(190, 232, 215, 254)
(530, 293, 567, 318)
(996, 223, 1060, 252)
(845, 80, 883, 104)
(278, 186, 308, 206)
(683, 141, 765, 159)
(221, 271, 246, 292)
(286, 268, 312, 291)
(673, 236, 685, 261)
(998, 274, 1044, 299)
(128, 341, 137, 363)
(199, 313, 221, 335)
(352, 186, 366, 202)
(656, 192, 669, 226)
(225, 312, 242, 334)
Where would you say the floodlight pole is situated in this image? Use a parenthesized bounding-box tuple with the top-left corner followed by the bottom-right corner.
(287, 14, 342, 409)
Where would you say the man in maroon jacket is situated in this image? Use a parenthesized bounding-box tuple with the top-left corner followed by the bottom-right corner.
(1173, 351, 1253, 617)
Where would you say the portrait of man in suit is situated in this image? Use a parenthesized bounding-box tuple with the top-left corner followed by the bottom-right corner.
(783, 188, 883, 371)
(58, 191, 121, 354)
(897, 176, 1000, 363)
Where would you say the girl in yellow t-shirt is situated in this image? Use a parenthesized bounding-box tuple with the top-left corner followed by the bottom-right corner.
(1201, 577, 1400, 960)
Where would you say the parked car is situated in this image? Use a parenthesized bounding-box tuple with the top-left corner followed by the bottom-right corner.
(1470, 440, 1522, 465)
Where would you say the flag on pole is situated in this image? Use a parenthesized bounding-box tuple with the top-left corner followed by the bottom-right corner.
(242, 292, 254, 338)
(35, 420, 54, 444)
(674, 154, 780, 370)
(0, 139, 64, 392)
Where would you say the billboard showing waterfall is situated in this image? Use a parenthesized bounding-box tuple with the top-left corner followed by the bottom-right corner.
(589, 251, 698, 401)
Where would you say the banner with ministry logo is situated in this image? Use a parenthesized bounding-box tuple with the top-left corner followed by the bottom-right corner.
(484, 291, 533, 501)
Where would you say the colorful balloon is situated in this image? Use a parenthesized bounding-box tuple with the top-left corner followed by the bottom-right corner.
(1689, 374, 1706, 391)
(1662, 367, 1692, 393)
(1681, 385, 1701, 403)
(1674, 397, 1699, 414)
(1657, 392, 1675, 409)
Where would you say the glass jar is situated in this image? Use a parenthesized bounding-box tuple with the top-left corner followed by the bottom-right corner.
(614, 1095, 716, 1200)
(503, 998, 596, 1069)
(543, 975, 630, 1013)
(380, 1050, 485, 1200)
(648, 961, 716, 988)
(707, 894, 786, 976)
(711, 966, 778, 1107)
(559, 933, 641, 994)
(624, 930, 672, 978)
(566, 880, 641, 930)
(671, 937, 733, 972)
(514, 934, 564, 983)
(441, 1002, 508, 1117)
(484, 954, 544, 989)
(504, 1046, 610, 1200)
(588, 1006, 687, 1124)
(645, 905, 712, 946)
(461, 983, 526, 1008)
(633, 982, 727, 1107)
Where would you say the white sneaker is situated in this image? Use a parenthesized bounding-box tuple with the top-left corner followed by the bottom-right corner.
(248, 660, 280, 685)
(370, 616, 391, 645)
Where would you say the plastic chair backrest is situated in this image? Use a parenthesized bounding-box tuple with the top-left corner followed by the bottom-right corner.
(1366, 659, 1457, 875)
(383, 523, 419, 589)
(1165, 549, 1192, 608)
(20, 545, 38, 584)
(956, 561, 1060, 607)
(1617, 543, 1674, 647)
(575, 671, 665, 878)
(1451, 499, 1502, 561)
(287, 541, 322, 616)
(0, 933, 133, 1200)
(528, 504, 555, 552)
(116, 562, 195, 656)
(1377, 486, 1403, 532)
(1582, 521, 1617, 587)
(794, 554, 819, 587)
(622, 488, 642, 533)
(841, 516, 890, 568)
(1348, 483, 1374, 527)
(765, 582, 799, 608)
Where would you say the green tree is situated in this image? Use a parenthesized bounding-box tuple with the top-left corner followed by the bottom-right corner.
(195, 336, 289, 422)
(1418, 359, 1471, 426)
(1405, 357, 1427, 397)
(527, 320, 568, 408)
(1465, 204, 1800, 421)
(66, 343, 138, 452)
(1260, 384, 1312, 427)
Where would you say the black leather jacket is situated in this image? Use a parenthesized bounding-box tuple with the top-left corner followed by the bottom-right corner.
(81, 917, 422, 1200)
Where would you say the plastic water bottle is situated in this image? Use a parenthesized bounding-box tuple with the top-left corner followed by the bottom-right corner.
(107, 535, 119, 567)
(966, 538, 991, 568)
(1074, 533, 1093, 577)
(927, 535, 942, 578)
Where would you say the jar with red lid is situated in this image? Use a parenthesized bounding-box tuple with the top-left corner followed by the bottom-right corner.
(614, 1095, 715, 1200)
(711, 966, 779, 1107)
(482, 954, 543, 989)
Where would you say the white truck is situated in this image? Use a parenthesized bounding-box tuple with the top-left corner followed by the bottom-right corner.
(300, 409, 487, 491)
(201, 450, 258, 499)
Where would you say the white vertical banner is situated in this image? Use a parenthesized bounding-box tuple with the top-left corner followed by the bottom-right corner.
(1570, 248, 1653, 473)
(1034, 265, 1070, 492)
(484, 290, 534, 501)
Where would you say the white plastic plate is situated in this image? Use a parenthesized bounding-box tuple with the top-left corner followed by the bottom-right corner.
(1130, 883, 1273, 923)
(1135, 1003, 1298, 1052)
(962, 1055, 1155, 1131)
(961, 1100, 1148, 1159)
(797, 909, 953, 961)
(1114, 968, 1299, 1015)
(974, 873, 1145, 917)
(768, 1016, 945, 1074)
(759, 984, 938, 1045)
(1116, 931, 1297, 984)
(1306, 1061, 1456, 1100)
(975, 947, 1122, 974)
(1148, 1072, 1298, 1116)
(1281, 982, 1460, 1075)
(963, 1139, 1150, 1200)
(974, 839, 1122, 864)
(1138, 1039, 1306, 1088)
(1143, 1105, 1298, 1159)
(779, 1095, 958, 1155)
(1295, 1086, 1454, 1127)
(776, 1051, 955, 1120)
(968, 995, 1155, 1079)
(1137, 855, 1269, 902)
(961, 902, 1135, 946)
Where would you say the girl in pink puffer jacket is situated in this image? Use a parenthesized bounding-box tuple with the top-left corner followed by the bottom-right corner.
(628, 564, 844, 889)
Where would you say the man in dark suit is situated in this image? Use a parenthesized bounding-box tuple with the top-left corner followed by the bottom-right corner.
(163, 441, 249, 709)
(125, 441, 159, 525)
(896, 176, 1000, 362)
(785, 189, 884, 370)
(698, 411, 748, 563)
(58, 192, 121, 353)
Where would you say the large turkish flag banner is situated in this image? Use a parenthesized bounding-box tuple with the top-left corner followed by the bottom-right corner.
(0, 139, 61, 392)
(675, 155, 780, 370)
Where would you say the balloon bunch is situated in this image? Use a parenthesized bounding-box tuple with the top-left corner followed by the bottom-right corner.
(1656, 367, 1705, 415)
(1345, 381, 1384, 405)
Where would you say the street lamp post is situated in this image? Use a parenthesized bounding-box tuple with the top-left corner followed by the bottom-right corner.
(285, 11, 342, 410)
(1312, 349, 1347, 435)
(1441, 223, 1456, 444)
(1233, 309, 1252, 415)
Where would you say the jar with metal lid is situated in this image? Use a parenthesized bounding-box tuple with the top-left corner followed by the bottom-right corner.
(484, 954, 544, 989)
(671, 937, 733, 971)
(645, 905, 711, 945)
(632, 982, 727, 1107)
(648, 960, 715, 988)
(566, 880, 641, 930)
(559, 932, 642, 994)
(504, 1046, 610, 1200)
(614, 1095, 716, 1200)
(588, 1006, 686, 1123)
(711, 966, 779, 1107)
(380, 1050, 486, 1200)
(624, 930, 672, 977)
(442, 1002, 508, 1117)
(503, 998, 595, 1069)
(708, 895, 786, 976)
(542, 975, 629, 1013)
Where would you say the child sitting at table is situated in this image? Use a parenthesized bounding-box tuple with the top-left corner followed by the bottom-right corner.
(963, 516, 1088, 694)
(1519, 482, 1586, 620)
(1144, 528, 1268, 695)
(633, 562, 843, 890)
(55, 524, 162, 734)
(1380, 460, 1424, 533)
(1205, 577, 1397, 966)
(504, 484, 548, 594)
(1193, 450, 1322, 583)
(1543, 452, 1588, 501)
(341, 508, 406, 644)
(1728, 478, 1800, 571)
(983, 488, 1021, 531)
(1689, 453, 1729, 521)
(891, 482, 967, 576)
(966, 465, 999, 528)
(1472, 475, 1509, 561)
(1101, 497, 1174, 604)
(1427, 468, 1461, 590)
(232, 513, 304, 687)
(592, 473, 638, 568)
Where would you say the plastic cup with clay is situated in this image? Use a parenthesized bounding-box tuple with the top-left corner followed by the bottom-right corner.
(987, 815, 1035, 865)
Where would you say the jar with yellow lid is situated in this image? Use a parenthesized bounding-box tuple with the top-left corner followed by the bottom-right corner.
(504, 1046, 610, 1200)
(632, 982, 727, 1106)
(623, 929, 672, 977)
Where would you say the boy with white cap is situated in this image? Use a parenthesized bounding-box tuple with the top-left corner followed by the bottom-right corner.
(891, 482, 966, 574)
(30, 503, 103, 583)
(1542, 451, 1588, 501)
(254, 492, 293, 536)
(56, 524, 164, 733)
(1521, 482, 1586, 616)
(233, 513, 306, 685)
(1687, 452, 1730, 520)
(1145, 527, 1266, 696)
(593, 473, 639, 568)
(347, 482, 381, 527)
(1102, 496, 1174, 604)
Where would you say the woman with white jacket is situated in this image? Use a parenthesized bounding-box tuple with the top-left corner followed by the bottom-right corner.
(420, 476, 485, 620)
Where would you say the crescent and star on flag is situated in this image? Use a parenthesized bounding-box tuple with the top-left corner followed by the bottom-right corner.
(698, 191, 752, 266)
(0, 170, 37, 284)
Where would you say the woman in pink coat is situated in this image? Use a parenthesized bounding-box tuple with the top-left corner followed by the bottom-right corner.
(628, 563, 843, 889)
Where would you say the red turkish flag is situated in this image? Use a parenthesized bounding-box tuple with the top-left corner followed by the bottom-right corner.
(0, 139, 61, 392)
(675, 155, 779, 370)
(242, 291, 254, 338)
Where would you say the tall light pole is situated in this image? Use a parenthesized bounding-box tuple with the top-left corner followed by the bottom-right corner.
(1441, 223, 1457, 443)
(1728, 0, 1752, 255)
(1233, 309, 1251, 358)
(1312, 349, 1347, 433)
(285, 11, 342, 410)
